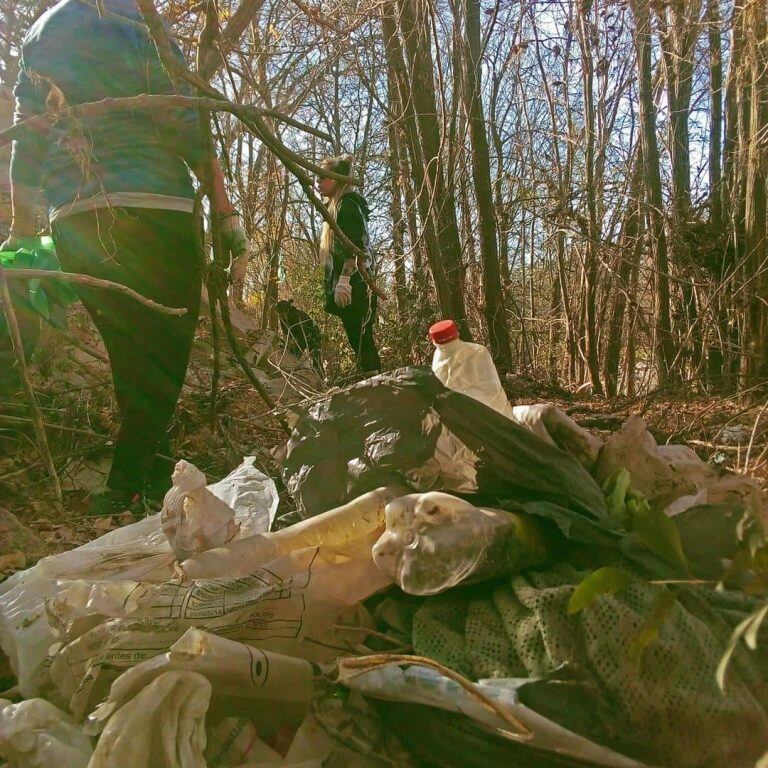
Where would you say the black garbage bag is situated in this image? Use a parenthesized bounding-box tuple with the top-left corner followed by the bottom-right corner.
(281, 367, 609, 527)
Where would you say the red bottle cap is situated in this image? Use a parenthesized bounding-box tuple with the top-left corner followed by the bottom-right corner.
(429, 319, 459, 345)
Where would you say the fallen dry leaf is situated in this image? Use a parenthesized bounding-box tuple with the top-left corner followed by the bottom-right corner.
(0, 552, 26, 571)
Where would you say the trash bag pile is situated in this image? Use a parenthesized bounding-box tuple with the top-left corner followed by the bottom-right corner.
(1, 367, 767, 768)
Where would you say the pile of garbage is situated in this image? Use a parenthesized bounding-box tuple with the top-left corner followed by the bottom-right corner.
(0, 326, 766, 767)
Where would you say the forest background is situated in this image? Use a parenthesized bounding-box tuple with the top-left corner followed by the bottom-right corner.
(2, 0, 767, 396)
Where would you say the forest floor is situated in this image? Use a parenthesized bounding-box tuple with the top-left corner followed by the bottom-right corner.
(1, 306, 767, 572)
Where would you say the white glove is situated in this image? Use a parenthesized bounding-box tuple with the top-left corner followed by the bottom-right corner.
(219, 213, 247, 260)
(334, 275, 352, 308)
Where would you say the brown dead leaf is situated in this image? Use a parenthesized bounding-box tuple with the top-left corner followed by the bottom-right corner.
(0, 552, 26, 571)
(91, 516, 118, 532)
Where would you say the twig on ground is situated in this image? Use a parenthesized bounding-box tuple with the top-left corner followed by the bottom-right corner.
(0, 413, 108, 439)
(743, 400, 768, 474)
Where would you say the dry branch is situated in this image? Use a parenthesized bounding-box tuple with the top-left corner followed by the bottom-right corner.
(0, 93, 334, 147)
(4, 269, 187, 315)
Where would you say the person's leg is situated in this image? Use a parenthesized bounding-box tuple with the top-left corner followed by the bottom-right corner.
(339, 298, 381, 374)
(359, 306, 382, 373)
(339, 308, 364, 366)
(54, 208, 202, 497)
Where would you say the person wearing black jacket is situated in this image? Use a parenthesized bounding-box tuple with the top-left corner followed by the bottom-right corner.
(317, 155, 381, 374)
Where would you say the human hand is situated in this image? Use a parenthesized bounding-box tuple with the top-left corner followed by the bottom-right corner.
(334, 275, 352, 308)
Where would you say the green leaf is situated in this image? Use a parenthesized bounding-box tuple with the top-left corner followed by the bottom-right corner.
(567, 567, 634, 615)
(628, 588, 677, 666)
(716, 599, 768, 690)
(744, 601, 768, 651)
(606, 468, 631, 522)
(630, 498, 688, 574)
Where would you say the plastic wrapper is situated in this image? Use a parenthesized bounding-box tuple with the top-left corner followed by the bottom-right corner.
(281, 367, 607, 521)
(87, 628, 314, 731)
(0, 458, 278, 698)
(0, 697, 92, 768)
(161, 461, 239, 560)
(44, 490, 396, 717)
(372, 492, 553, 595)
(180, 486, 400, 580)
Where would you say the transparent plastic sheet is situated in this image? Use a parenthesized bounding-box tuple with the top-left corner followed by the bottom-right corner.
(0, 698, 92, 768)
(161, 461, 240, 560)
(337, 659, 652, 768)
(0, 458, 278, 698)
(372, 492, 553, 595)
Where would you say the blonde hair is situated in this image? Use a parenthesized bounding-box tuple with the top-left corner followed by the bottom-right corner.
(319, 154, 355, 265)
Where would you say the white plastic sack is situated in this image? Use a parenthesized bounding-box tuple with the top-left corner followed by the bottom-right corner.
(206, 714, 342, 768)
(337, 659, 650, 768)
(0, 458, 278, 698)
(87, 670, 210, 768)
(87, 628, 314, 731)
(594, 416, 764, 516)
(0, 697, 92, 768)
(47, 490, 397, 718)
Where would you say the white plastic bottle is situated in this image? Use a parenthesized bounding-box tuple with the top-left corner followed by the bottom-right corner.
(429, 319, 515, 419)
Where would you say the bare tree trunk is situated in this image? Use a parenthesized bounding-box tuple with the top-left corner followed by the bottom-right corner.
(381, 2, 466, 332)
(461, 0, 512, 370)
(742, 0, 768, 387)
(707, 0, 723, 228)
(603, 150, 643, 396)
(576, 0, 603, 394)
(630, 0, 675, 383)
(386, 65, 408, 319)
(396, 0, 470, 337)
(260, 155, 286, 331)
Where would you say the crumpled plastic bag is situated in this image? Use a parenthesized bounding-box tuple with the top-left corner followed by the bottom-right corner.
(594, 415, 764, 517)
(161, 461, 239, 559)
(372, 492, 553, 595)
(0, 458, 277, 698)
(205, 713, 353, 768)
(0, 697, 92, 768)
(87, 670, 210, 768)
(87, 628, 315, 731)
(512, 404, 603, 471)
